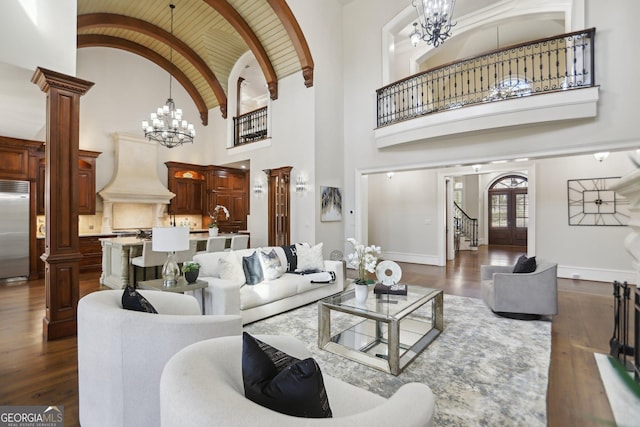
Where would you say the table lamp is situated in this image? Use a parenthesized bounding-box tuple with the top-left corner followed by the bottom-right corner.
(152, 226, 190, 287)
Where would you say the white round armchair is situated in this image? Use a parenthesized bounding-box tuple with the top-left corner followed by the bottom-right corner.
(77, 289, 242, 427)
(160, 334, 435, 427)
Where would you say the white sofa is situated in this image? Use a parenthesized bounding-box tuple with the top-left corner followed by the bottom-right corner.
(192, 246, 345, 324)
(160, 335, 435, 427)
(77, 290, 242, 427)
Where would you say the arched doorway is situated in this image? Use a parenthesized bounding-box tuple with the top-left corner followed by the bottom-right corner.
(488, 175, 528, 246)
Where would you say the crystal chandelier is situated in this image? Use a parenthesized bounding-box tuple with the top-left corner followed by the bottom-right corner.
(141, 4, 195, 148)
(409, 0, 456, 48)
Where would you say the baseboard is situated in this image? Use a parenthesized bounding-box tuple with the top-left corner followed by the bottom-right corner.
(381, 251, 441, 266)
(557, 265, 636, 284)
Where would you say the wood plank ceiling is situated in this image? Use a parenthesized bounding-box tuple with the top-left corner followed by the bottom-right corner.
(76, 0, 314, 125)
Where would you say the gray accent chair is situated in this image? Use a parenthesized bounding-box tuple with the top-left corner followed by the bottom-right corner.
(481, 261, 558, 316)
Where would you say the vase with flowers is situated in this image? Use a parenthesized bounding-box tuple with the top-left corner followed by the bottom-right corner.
(208, 205, 230, 236)
(347, 238, 381, 302)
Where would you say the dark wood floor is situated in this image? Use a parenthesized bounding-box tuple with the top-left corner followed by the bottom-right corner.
(0, 246, 619, 426)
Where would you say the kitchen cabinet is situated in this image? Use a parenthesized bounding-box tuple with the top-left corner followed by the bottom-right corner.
(165, 162, 206, 215)
(36, 150, 100, 215)
(208, 167, 248, 234)
(35, 235, 111, 277)
(0, 136, 41, 180)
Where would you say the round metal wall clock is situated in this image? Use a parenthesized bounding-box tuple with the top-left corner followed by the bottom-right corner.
(567, 177, 630, 226)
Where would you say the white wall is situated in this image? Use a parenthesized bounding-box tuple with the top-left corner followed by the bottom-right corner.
(368, 170, 440, 264)
(289, 0, 346, 256)
(0, 0, 76, 75)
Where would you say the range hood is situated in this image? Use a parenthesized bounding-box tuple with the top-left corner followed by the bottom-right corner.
(99, 133, 175, 233)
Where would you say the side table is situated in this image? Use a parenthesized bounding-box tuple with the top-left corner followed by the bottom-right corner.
(137, 278, 208, 314)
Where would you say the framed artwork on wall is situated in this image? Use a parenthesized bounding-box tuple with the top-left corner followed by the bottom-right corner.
(321, 186, 342, 222)
(567, 177, 630, 226)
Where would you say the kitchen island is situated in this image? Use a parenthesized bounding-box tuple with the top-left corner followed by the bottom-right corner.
(99, 232, 238, 289)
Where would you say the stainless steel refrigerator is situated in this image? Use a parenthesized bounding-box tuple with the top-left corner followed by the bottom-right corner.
(0, 179, 29, 280)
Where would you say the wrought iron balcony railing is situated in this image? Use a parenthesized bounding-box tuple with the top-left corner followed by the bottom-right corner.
(233, 106, 268, 146)
(376, 28, 596, 128)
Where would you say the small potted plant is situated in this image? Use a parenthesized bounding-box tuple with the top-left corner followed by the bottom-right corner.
(182, 262, 200, 283)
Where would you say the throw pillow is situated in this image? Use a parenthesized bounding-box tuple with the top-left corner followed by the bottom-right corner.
(242, 332, 332, 418)
(295, 242, 324, 272)
(243, 251, 264, 285)
(218, 252, 246, 286)
(259, 248, 284, 281)
(513, 255, 537, 273)
(281, 243, 308, 272)
(121, 285, 158, 313)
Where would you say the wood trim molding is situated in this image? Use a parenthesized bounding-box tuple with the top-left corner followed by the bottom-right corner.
(202, 0, 279, 100)
(266, 0, 315, 88)
(78, 34, 212, 124)
(31, 67, 94, 340)
(77, 13, 227, 119)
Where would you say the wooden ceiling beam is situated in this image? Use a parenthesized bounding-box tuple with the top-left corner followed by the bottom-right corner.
(266, 0, 314, 88)
(202, 0, 278, 100)
(77, 34, 212, 125)
(77, 13, 227, 119)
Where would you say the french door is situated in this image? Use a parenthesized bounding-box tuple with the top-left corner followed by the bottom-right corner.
(265, 166, 291, 246)
(488, 175, 528, 246)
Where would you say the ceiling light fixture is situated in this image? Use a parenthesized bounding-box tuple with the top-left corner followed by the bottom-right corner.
(471, 164, 482, 173)
(409, 0, 456, 48)
(141, 4, 195, 148)
(593, 152, 610, 162)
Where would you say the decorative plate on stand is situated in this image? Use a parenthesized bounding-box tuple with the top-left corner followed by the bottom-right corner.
(376, 260, 402, 286)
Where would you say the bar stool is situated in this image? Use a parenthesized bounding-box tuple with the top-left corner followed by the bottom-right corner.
(227, 235, 249, 251)
(130, 241, 167, 284)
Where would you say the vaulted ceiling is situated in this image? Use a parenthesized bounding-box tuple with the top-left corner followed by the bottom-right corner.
(77, 0, 314, 125)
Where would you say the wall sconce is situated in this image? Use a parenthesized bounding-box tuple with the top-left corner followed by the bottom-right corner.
(593, 152, 609, 162)
(253, 178, 264, 195)
(295, 174, 307, 193)
(387, 172, 395, 179)
(471, 164, 482, 173)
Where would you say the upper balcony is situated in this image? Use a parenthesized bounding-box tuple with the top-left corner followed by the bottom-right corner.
(233, 106, 268, 147)
(374, 28, 599, 148)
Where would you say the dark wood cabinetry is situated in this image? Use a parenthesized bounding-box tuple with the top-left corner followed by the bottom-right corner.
(266, 166, 291, 246)
(36, 235, 111, 277)
(36, 150, 99, 215)
(209, 167, 248, 233)
(165, 162, 249, 233)
(165, 162, 206, 215)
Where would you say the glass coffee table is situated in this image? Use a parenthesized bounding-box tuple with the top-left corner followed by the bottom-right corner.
(318, 285, 443, 375)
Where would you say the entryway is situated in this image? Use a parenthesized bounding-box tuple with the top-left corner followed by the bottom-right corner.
(488, 175, 528, 246)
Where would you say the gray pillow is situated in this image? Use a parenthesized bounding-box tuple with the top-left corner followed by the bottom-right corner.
(243, 251, 264, 285)
(259, 249, 284, 281)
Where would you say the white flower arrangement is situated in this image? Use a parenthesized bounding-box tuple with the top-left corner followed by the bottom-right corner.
(347, 237, 381, 285)
(208, 205, 230, 228)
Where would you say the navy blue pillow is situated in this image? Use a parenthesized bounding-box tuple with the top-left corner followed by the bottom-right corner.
(242, 332, 332, 418)
(513, 255, 537, 273)
(242, 251, 264, 285)
(121, 285, 158, 313)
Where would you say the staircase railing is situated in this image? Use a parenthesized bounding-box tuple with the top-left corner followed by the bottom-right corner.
(454, 202, 478, 248)
(376, 28, 596, 128)
(233, 106, 268, 146)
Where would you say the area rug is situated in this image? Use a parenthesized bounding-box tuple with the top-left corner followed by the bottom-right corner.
(244, 293, 551, 426)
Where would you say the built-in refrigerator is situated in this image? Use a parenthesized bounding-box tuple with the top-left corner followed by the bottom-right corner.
(0, 179, 29, 280)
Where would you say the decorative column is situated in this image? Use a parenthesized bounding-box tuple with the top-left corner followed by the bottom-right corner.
(612, 170, 640, 285)
(32, 68, 94, 340)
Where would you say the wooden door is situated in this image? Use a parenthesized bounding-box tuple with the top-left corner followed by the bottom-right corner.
(488, 175, 528, 246)
(266, 166, 291, 246)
